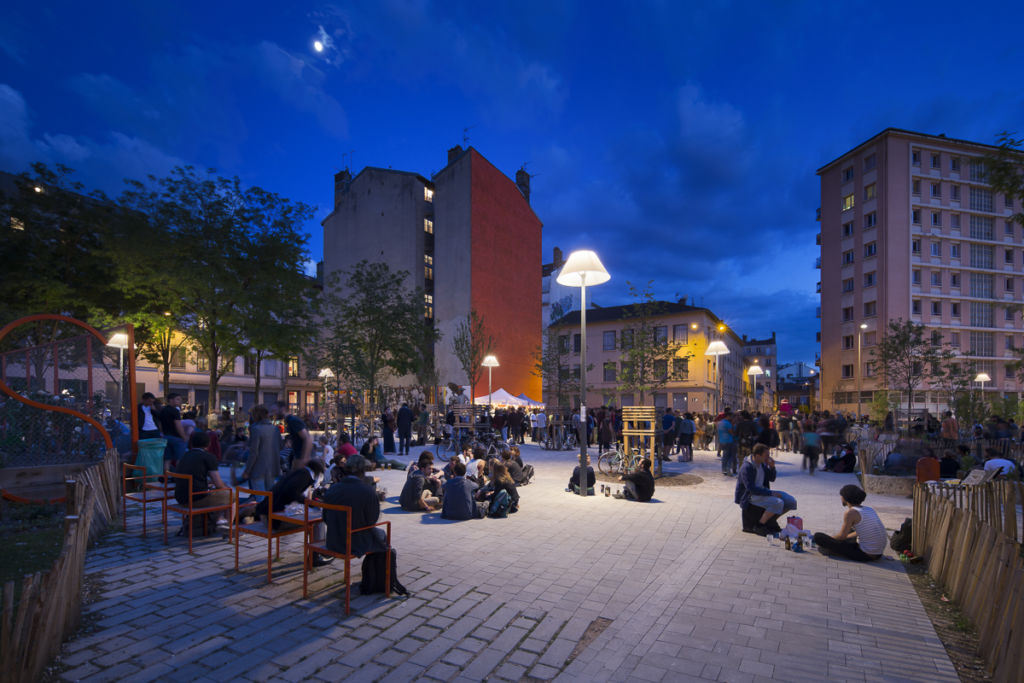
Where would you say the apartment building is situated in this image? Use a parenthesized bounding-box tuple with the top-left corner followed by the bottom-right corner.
(818, 128, 1020, 412)
(322, 146, 542, 400)
(547, 301, 755, 413)
(742, 333, 778, 411)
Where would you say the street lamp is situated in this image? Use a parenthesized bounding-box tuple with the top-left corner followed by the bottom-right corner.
(319, 368, 335, 436)
(704, 340, 730, 416)
(747, 363, 764, 413)
(481, 355, 499, 410)
(106, 332, 129, 420)
(556, 249, 610, 496)
(857, 323, 868, 418)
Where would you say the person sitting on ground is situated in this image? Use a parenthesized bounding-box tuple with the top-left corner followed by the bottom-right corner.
(360, 435, 407, 470)
(813, 484, 887, 562)
(467, 460, 488, 488)
(254, 458, 326, 522)
(939, 450, 961, 479)
(479, 461, 519, 516)
(501, 450, 528, 486)
(399, 453, 441, 512)
(616, 458, 655, 502)
(735, 444, 797, 536)
(509, 445, 534, 483)
(318, 435, 334, 462)
(173, 431, 231, 531)
(441, 461, 485, 520)
(336, 433, 358, 458)
(983, 447, 1018, 478)
(442, 455, 461, 480)
(568, 454, 596, 495)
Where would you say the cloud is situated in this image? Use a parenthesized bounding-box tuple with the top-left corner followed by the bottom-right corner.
(252, 41, 348, 140)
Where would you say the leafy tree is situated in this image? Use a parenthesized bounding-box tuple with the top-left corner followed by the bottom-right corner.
(533, 326, 579, 409)
(410, 321, 442, 406)
(930, 348, 974, 417)
(312, 261, 434, 413)
(615, 282, 688, 404)
(120, 167, 315, 413)
(869, 319, 941, 433)
(452, 309, 494, 404)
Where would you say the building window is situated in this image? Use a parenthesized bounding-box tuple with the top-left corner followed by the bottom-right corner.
(842, 364, 854, 378)
(842, 250, 854, 265)
(1007, 278, 1015, 293)
(424, 293, 434, 319)
(930, 242, 940, 257)
(288, 357, 300, 378)
(951, 185, 961, 201)
(622, 329, 634, 350)
(931, 301, 942, 316)
(558, 335, 569, 353)
(912, 239, 922, 254)
(913, 209, 922, 224)
(951, 157, 961, 172)
(672, 324, 688, 343)
(951, 272, 961, 288)
(842, 278, 854, 292)
(842, 335, 854, 350)
(930, 153, 941, 169)
(971, 215, 994, 240)
(951, 213, 961, 229)
(970, 302, 994, 327)
(912, 269, 922, 285)
(864, 183, 876, 201)
(912, 179, 921, 196)
(573, 333, 581, 353)
(243, 354, 258, 376)
(864, 301, 877, 317)
(196, 353, 208, 372)
(970, 243, 994, 269)
(969, 161, 987, 182)
(1006, 249, 1015, 265)
(842, 221, 854, 237)
(1007, 196, 1015, 209)
(842, 307, 854, 322)
(864, 271, 876, 287)
(930, 183, 941, 198)
(424, 187, 434, 202)
(864, 242, 877, 258)
(673, 358, 689, 379)
(654, 326, 668, 345)
(603, 330, 616, 351)
(424, 217, 433, 234)
(841, 193, 855, 211)
(912, 300, 922, 315)
(842, 166, 854, 182)
(951, 303, 960, 318)
(970, 187, 994, 212)
(864, 154, 877, 171)
(424, 254, 434, 280)
(1008, 335, 1017, 351)
(603, 362, 617, 382)
(930, 271, 942, 287)
(1007, 308, 1015, 322)
(912, 150, 922, 166)
(931, 212, 942, 227)
(950, 332, 960, 347)
(170, 348, 186, 369)
(864, 212, 877, 229)
(970, 331, 995, 356)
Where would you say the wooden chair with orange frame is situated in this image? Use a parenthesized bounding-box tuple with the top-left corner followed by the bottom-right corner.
(162, 472, 233, 553)
(302, 498, 392, 615)
(234, 487, 318, 583)
(122, 463, 174, 536)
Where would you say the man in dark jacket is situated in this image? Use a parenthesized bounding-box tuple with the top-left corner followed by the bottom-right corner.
(323, 455, 388, 558)
(735, 444, 797, 535)
(441, 461, 484, 520)
(617, 458, 655, 501)
(396, 403, 414, 455)
(243, 405, 281, 493)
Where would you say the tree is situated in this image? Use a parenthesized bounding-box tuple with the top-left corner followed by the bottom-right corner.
(452, 310, 494, 404)
(869, 319, 941, 433)
(533, 326, 579, 409)
(930, 347, 974, 416)
(120, 167, 315, 413)
(615, 282, 688, 404)
(312, 261, 433, 413)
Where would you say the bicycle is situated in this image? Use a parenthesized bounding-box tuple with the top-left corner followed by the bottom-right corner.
(597, 443, 643, 475)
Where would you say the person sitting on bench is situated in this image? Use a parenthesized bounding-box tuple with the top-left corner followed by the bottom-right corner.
(813, 485, 886, 562)
(735, 443, 797, 536)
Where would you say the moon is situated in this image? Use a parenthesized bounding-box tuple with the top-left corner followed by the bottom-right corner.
(313, 40, 324, 53)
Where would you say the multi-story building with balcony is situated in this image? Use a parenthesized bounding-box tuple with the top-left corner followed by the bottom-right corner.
(818, 128, 1020, 413)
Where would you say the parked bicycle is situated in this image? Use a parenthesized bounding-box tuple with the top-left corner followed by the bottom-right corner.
(597, 443, 643, 475)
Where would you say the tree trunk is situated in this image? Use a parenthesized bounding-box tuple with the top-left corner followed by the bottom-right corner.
(254, 352, 263, 404)
(162, 361, 170, 398)
(208, 347, 219, 418)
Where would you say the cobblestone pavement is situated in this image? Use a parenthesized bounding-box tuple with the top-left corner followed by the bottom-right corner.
(57, 443, 957, 682)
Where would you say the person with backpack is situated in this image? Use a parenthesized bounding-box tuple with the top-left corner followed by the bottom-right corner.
(676, 412, 696, 462)
(478, 461, 519, 517)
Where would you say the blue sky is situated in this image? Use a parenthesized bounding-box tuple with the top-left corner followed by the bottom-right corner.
(3, 1, 1023, 363)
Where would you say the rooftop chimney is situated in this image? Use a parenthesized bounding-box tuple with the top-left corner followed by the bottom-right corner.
(553, 246, 563, 268)
(334, 169, 352, 208)
(515, 168, 531, 203)
(448, 145, 464, 165)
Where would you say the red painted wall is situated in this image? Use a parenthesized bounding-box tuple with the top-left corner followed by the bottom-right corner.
(469, 150, 543, 400)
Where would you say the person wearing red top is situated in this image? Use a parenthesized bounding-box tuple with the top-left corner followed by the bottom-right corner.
(337, 433, 359, 458)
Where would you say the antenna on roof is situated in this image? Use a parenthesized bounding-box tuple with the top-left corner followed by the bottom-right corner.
(341, 150, 355, 170)
(463, 125, 476, 145)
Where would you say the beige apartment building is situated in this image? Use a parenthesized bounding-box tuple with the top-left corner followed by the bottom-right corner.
(818, 128, 1021, 413)
(547, 301, 774, 414)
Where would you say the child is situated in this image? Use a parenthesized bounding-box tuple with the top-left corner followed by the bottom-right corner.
(802, 423, 822, 475)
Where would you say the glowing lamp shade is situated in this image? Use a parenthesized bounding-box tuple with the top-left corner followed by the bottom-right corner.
(747, 365, 764, 377)
(106, 332, 129, 349)
(481, 355, 499, 368)
(319, 368, 335, 379)
(556, 250, 610, 288)
(975, 372, 991, 383)
(704, 340, 729, 357)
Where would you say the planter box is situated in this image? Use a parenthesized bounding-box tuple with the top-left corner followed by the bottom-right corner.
(861, 473, 916, 497)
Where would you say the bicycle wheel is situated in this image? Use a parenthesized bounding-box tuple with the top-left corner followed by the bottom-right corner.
(435, 438, 448, 457)
(597, 451, 617, 475)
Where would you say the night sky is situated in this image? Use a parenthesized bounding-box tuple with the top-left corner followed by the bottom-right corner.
(3, 1, 1022, 363)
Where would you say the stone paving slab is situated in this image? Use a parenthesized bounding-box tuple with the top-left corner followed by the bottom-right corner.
(56, 443, 956, 682)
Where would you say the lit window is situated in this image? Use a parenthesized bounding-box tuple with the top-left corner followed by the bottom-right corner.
(841, 193, 855, 211)
(864, 183, 876, 201)
(9, 217, 24, 231)
(424, 187, 434, 202)
(288, 357, 300, 378)
(424, 217, 433, 233)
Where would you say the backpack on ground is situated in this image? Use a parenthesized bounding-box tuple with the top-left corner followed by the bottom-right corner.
(360, 550, 409, 596)
(890, 518, 912, 552)
(488, 489, 511, 518)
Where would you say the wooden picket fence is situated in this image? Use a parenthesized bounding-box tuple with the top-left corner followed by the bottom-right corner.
(0, 448, 121, 683)
(913, 481, 1024, 683)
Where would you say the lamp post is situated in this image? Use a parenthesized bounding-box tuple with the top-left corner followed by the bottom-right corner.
(318, 368, 335, 437)
(975, 372, 990, 416)
(747, 363, 764, 413)
(106, 332, 129, 420)
(857, 323, 868, 419)
(482, 355, 499, 411)
(704, 340, 730, 416)
(556, 250, 610, 496)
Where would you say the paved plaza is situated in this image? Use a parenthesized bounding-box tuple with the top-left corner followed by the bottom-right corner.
(56, 443, 958, 682)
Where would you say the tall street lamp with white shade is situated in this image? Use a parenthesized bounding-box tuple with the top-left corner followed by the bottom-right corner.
(319, 368, 335, 436)
(556, 249, 610, 496)
(747, 363, 764, 412)
(106, 332, 129, 420)
(481, 355, 499, 410)
(975, 372, 990, 408)
(857, 323, 868, 419)
(704, 340, 730, 416)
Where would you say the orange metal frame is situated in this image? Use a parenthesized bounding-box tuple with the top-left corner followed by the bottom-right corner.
(233, 487, 313, 584)
(122, 463, 172, 536)
(162, 472, 233, 553)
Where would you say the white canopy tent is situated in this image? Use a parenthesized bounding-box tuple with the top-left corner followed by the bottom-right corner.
(473, 387, 532, 407)
(517, 393, 544, 407)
